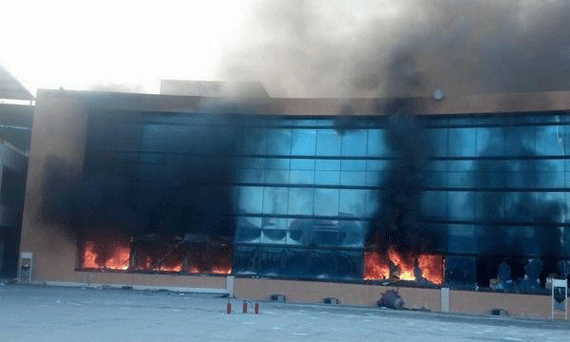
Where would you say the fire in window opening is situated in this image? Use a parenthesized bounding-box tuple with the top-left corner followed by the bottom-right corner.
(79, 235, 232, 275)
(363, 248, 444, 286)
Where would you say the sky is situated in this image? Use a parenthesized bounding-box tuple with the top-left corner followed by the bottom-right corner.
(0, 0, 255, 95)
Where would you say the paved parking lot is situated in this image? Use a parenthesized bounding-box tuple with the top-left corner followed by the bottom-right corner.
(0, 284, 569, 341)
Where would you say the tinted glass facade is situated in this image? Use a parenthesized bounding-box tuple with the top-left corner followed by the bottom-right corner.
(83, 109, 570, 281)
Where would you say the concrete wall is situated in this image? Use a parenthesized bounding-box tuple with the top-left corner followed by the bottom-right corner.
(233, 278, 564, 320)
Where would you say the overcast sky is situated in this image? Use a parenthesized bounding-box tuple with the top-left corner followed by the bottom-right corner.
(0, 0, 256, 95)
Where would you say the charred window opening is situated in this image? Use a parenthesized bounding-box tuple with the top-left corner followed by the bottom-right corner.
(78, 235, 232, 275)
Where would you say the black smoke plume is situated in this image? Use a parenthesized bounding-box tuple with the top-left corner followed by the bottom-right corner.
(366, 100, 439, 257)
(220, 1, 570, 97)
(40, 109, 263, 243)
(472, 116, 567, 285)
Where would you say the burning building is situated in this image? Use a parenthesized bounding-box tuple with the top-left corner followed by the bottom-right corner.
(17, 87, 570, 319)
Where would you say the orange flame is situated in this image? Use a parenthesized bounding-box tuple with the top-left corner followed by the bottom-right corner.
(364, 249, 444, 285)
(82, 241, 130, 270)
(212, 266, 232, 275)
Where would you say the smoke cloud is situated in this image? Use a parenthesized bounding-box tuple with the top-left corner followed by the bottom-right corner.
(220, 0, 570, 97)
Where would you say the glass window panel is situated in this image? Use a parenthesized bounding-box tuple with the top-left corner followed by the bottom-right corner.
(504, 126, 535, 157)
(448, 160, 474, 172)
(263, 187, 289, 215)
(341, 159, 367, 171)
(536, 125, 564, 156)
(448, 128, 477, 157)
(424, 171, 447, 188)
(261, 218, 288, 243)
(426, 161, 448, 172)
(235, 217, 262, 243)
(536, 171, 564, 188)
(315, 170, 340, 185)
(288, 188, 314, 215)
(242, 127, 266, 155)
(290, 158, 315, 170)
(264, 169, 289, 184)
(474, 192, 505, 221)
(291, 129, 316, 156)
(367, 129, 389, 157)
(239, 168, 263, 184)
(477, 127, 505, 156)
(340, 171, 366, 186)
(265, 157, 290, 170)
(338, 220, 365, 247)
(447, 191, 475, 220)
(238, 186, 263, 214)
(341, 130, 367, 156)
(445, 226, 478, 256)
(287, 218, 313, 245)
(314, 189, 339, 216)
(316, 129, 341, 156)
(290, 170, 314, 184)
(315, 159, 340, 171)
(448, 172, 472, 188)
(504, 192, 535, 222)
(421, 191, 447, 220)
(265, 128, 291, 155)
(366, 170, 383, 186)
(428, 128, 448, 157)
(240, 157, 265, 169)
(536, 159, 564, 172)
(339, 189, 366, 217)
(365, 190, 381, 217)
(535, 192, 565, 223)
(367, 159, 388, 171)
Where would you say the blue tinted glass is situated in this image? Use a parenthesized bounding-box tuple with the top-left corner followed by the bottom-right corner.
(421, 191, 447, 220)
(339, 189, 366, 217)
(315, 159, 340, 171)
(340, 171, 366, 186)
(504, 126, 534, 157)
(367, 159, 388, 171)
(266, 128, 291, 155)
(446, 225, 477, 254)
(290, 170, 314, 184)
(448, 128, 477, 157)
(474, 192, 505, 220)
(314, 189, 339, 216)
(365, 190, 380, 216)
(536, 125, 564, 156)
(315, 171, 340, 185)
(265, 157, 290, 170)
(291, 129, 316, 156)
(240, 168, 263, 183)
(367, 129, 389, 156)
(504, 192, 535, 221)
(262, 187, 289, 215)
(477, 127, 505, 156)
(448, 172, 472, 188)
(428, 128, 448, 157)
(239, 186, 263, 214)
(366, 171, 382, 186)
(264, 169, 289, 184)
(341, 130, 367, 156)
(341, 159, 367, 171)
(288, 188, 314, 215)
(536, 171, 564, 188)
(242, 127, 266, 155)
(290, 158, 315, 170)
(447, 191, 473, 220)
(316, 129, 341, 156)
